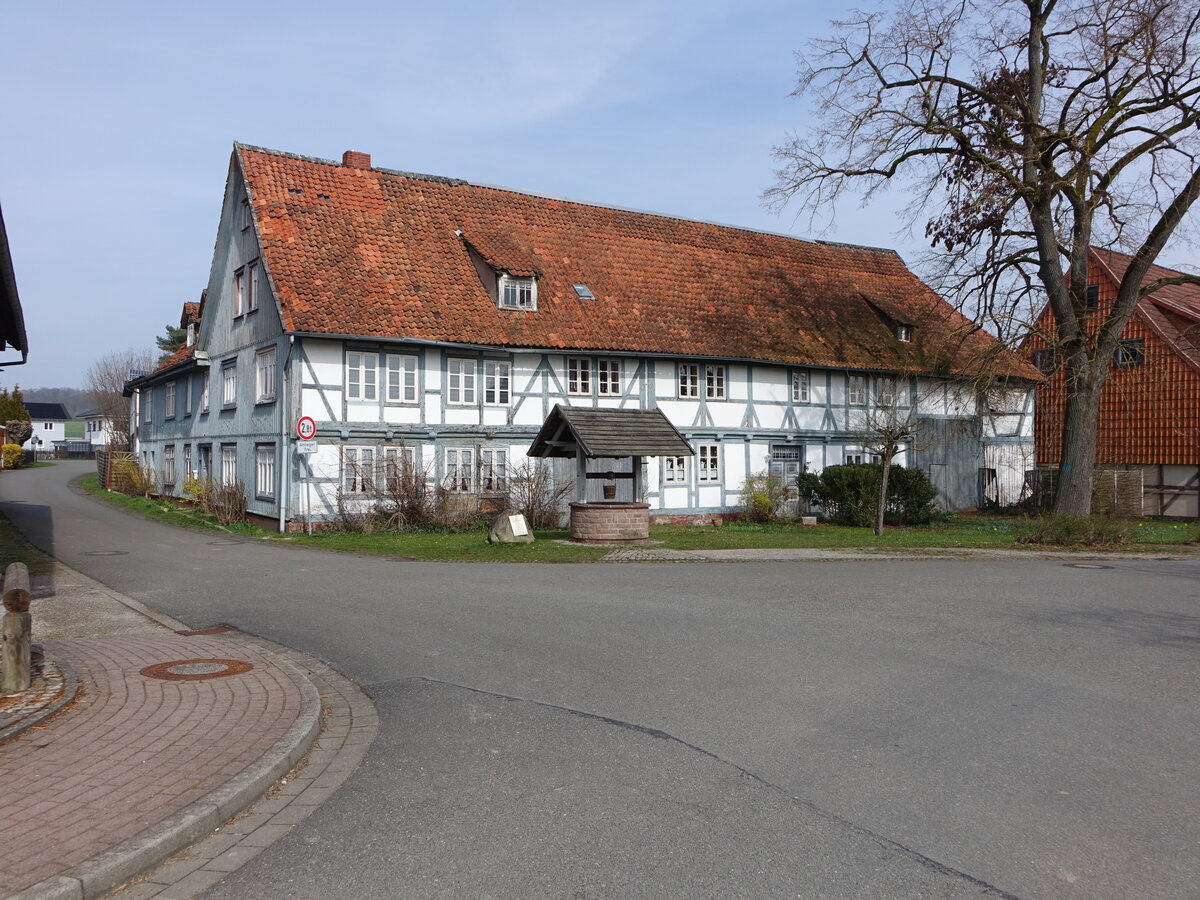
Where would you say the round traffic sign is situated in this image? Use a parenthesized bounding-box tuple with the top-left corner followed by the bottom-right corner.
(296, 416, 317, 440)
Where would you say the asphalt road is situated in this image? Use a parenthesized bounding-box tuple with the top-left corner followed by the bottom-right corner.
(5, 462, 1199, 899)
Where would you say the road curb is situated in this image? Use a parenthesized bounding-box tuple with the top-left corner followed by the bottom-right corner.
(10, 638, 322, 900)
(0, 650, 78, 745)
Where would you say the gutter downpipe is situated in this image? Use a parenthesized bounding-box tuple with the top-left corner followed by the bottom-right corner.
(279, 334, 295, 534)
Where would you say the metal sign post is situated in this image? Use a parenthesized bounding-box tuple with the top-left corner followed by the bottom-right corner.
(296, 418, 317, 534)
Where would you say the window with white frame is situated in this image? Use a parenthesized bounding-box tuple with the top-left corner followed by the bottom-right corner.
(346, 352, 378, 401)
(792, 370, 809, 403)
(705, 365, 726, 399)
(678, 364, 725, 399)
(896, 323, 913, 342)
(143, 388, 152, 422)
(183, 445, 192, 481)
(597, 359, 621, 395)
(447, 358, 476, 404)
(164, 381, 176, 419)
(184, 375, 193, 416)
(874, 376, 897, 406)
(343, 447, 375, 494)
(499, 275, 536, 310)
(255, 445, 275, 499)
(847, 374, 867, 406)
(663, 455, 687, 483)
(697, 444, 720, 482)
(380, 446, 417, 491)
(220, 444, 237, 485)
(845, 451, 866, 465)
(197, 445, 211, 480)
(678, 364, 700, 398)
(256, 347, 277, 402)
(386, 354, 418, 403)
(483, 361, 510, 405)
(200, 371, 210, 412)
(163, 445, 176, 485)
(444, 447, 475, 492)
(567, 358, 591, 394)
(246, 262, 258, 312)
(233, 269, 244, 317)
(221, 362, 237, 407)
(481, 448, 507, 492)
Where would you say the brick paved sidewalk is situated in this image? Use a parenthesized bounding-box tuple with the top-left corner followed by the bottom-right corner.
(0, 632, 302, 897)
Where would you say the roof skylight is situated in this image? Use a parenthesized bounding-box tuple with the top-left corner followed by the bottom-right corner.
(572, 284, 596, 301)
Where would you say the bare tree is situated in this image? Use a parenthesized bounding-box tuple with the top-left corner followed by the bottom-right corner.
(768, 0, 1200, 515)
(850, 377, 935, 535)
(84, 348, 154, 450)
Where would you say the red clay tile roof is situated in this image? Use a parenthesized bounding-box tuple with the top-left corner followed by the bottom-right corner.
(1091, 248, 1200, 374)
(180, 301, 201, 329)
(153, 344, 194, 375)
(237, 144, 1037, 379)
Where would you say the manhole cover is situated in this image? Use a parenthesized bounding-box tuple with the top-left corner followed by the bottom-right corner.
(80, 550, 129, 557)
(1064, 563, 1113, 570)
(140, 658, 254, 681)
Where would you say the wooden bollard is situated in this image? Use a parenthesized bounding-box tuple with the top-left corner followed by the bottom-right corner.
(3, 562, 33, 693)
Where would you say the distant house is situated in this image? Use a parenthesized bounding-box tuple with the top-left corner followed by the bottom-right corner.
(127, 143, 1039, 528)
(78, 408, 114, 448)
(1026, 248, 1200, 518)
(23, 402, 73, 454)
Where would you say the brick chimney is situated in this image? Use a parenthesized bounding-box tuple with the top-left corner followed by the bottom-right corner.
(342, 150, 372, 169)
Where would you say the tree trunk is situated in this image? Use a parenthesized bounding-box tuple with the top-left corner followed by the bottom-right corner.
(874, 457, 892, 537)
(1053, 365, 1105, 516)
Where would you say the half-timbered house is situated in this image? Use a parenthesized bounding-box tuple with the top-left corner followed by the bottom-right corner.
(127, 144, 1038, 529)
(1027, 248, 1200, 517)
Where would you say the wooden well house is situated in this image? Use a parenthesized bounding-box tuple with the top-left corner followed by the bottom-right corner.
(529, 405, 693, 542)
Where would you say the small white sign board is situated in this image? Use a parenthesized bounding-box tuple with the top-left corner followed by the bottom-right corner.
(296, 442, 318, 455)
(508, 514, 529, 537)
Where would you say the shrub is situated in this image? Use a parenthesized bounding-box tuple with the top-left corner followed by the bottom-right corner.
(795, 471, 822, 515)
(739, 470, 795, 523)
(887, 465, 939, 526)
(4, 420, 32, 448)
(209, 479, 247, 525)
(183, 475, 214, 512)
(505, 461, 572, 529)
(2, 443, 24, 469)
(813, 463, 939, 527)
(113, 459, 156, 497)
(815, 464, 878, 526)
(333, 450, 492, 534)
(1012, 515, 1133, 547)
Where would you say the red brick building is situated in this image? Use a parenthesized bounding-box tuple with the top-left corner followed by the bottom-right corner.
(1028, 248, 1200, 517)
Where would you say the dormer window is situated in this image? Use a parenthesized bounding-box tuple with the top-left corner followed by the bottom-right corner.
(896, 324, 913, 342)
(499, 275, 536, 310)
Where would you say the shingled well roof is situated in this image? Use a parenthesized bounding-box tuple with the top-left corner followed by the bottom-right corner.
(236, 144, 1037, 380)
(530, 405, 694, 459)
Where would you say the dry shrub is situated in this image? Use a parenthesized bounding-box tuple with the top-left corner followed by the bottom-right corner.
(333, 451, 487, 533)
(209, 479, 247, 525)
(505, 460, 572, 529)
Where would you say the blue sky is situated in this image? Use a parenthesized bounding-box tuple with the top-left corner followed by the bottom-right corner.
(1, 0, 1194, 390)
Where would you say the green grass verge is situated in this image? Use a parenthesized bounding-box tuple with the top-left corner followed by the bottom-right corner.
(79, 475, 268, 537)
(0, 509, 54, 576)
(80, 474, 1198, 560)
